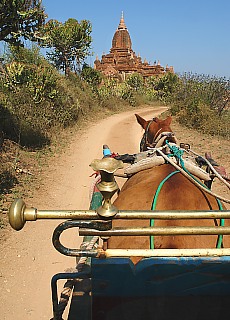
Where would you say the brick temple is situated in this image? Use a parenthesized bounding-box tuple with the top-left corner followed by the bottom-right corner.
(94, 13, 174, 80)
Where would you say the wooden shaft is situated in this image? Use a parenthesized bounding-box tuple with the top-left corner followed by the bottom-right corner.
(103, 248, 230, 258)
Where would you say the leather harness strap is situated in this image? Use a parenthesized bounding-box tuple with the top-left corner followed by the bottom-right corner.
(140, 118, 176, 151)
(140, 118, 156, 151)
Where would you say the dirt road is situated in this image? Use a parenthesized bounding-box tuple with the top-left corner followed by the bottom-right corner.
(0, 106, 167, 320)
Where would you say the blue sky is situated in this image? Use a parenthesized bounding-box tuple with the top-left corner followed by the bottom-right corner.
(41, 0, 230, 78)
(10, 1, 230, 78)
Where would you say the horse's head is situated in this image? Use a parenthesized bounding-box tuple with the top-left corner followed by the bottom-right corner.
(135, 114, 177, 151)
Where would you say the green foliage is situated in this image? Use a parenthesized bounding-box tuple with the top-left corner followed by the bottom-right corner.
(166, 73, 230, 138)
(3, 61, 25, 89)
(6, 43, 45, 64)
(40, 18, 92, 75)
(143, 87, 158, 101)
(0, 0, 47, 46)
(169, 73, 229, 114)
(81, 63, 102, 89)
(0, 46, 98, 147)
(97, 78, 137, 107)
(2, 46, 58, 102)
(142, 71, 229, 138)
(125, 73, 144, 91)
(145, 73, 179, 101)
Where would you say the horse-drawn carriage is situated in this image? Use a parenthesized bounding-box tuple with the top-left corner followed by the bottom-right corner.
(8, 114, 230, 320)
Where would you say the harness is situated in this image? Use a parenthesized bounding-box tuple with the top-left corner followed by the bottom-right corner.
(140, 118, 176, 151)
(140, 118, 155, 152)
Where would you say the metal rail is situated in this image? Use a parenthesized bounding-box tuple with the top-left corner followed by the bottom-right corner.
(79, 226, 230, 237)
(9, 199, 230, 258)
(8, 199, 230, 230)
(51, 271, 90, 320)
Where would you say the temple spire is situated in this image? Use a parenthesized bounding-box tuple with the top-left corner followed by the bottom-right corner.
(118, 11, 127, 30)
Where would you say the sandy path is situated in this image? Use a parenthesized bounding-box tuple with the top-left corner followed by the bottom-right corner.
(0, 106, 166, 320)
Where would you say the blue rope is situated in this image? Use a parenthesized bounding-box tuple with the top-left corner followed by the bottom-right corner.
(165, 140, 224, 248)
(216, 199, 224, 248)
(150, 170, 180, 249)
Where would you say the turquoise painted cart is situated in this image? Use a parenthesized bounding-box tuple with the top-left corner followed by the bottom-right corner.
(91, 256, 230, 320)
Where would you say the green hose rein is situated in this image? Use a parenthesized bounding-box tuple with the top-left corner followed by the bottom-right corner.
(150, 141, 224, 249)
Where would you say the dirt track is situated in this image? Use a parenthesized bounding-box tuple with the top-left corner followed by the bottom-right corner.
(0, 106, 167, 320)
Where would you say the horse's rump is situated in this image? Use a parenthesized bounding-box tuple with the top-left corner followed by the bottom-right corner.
(109, 164, 229, 252)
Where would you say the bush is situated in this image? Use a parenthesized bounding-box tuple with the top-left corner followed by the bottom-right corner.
(97, 78, 139, 107)
(0, 46, 99, 147)
(81, 63, 102, 91)
(125, 73, 144, 92)
(153, 72, 230, 138)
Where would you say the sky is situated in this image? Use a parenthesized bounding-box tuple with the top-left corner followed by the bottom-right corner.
(41, 0, 230, 78)
(7, 0, 230, 78)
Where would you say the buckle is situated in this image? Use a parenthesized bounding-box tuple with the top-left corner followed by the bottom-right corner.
(180, 142, 190, 150)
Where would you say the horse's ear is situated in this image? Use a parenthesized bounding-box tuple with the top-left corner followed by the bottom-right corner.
(135, 114, 148, 130)
(164, 116, 172, 126)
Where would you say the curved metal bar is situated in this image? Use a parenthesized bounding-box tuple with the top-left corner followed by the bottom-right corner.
(52, 220, 111, 257)
(51, 271, 90, 320)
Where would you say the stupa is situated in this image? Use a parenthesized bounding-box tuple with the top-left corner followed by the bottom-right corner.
(94, 13, 174, 80)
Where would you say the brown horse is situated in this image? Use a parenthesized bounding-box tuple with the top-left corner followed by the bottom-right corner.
(108, 114, 229, 255)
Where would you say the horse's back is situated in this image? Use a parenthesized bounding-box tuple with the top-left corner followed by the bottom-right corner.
(115, 164, 219, 210)
(109, 164, 229, 250)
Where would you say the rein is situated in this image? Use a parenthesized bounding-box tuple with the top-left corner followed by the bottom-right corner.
(157, 147, 230, 204)
(150, 170, 180, 249)
(140, 118, 155, 152)
(149, 162, 224, 250)
(160, 141, 224, 248)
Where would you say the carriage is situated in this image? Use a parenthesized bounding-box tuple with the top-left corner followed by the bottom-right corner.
(8, 114, 230, 320)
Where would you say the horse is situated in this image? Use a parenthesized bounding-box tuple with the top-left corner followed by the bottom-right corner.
(108, 114, 229, 257)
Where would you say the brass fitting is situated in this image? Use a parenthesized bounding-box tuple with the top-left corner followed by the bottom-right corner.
(8, 198, 37, 231)
(90, 158, 123, 218)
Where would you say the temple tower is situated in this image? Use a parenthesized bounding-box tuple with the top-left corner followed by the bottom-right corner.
(94, 13, 174, 79)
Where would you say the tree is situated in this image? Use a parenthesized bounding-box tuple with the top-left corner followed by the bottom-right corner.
(0, 0, 46, 46)
(81, 63, 102, 88)
(41, 18, 92, 75)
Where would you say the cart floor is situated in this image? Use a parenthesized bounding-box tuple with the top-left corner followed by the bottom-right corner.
(92, 295, 230, 320)
(91, 256, 230, 320)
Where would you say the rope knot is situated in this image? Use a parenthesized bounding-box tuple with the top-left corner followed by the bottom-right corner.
(166, 141, 184, 163)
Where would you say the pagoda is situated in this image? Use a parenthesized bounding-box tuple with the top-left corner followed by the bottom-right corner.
(94, 13, 174, 80)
